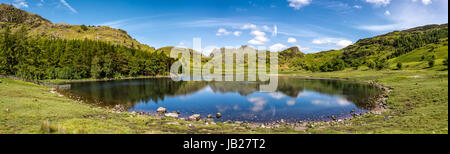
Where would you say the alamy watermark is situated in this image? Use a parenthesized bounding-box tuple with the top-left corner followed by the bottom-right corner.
(169, 38, 279, 92)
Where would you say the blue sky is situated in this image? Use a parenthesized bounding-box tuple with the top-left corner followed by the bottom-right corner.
(4, 0, 448, 54)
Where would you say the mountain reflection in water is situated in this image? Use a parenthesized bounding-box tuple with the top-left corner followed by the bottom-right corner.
(59, 77, 381, 122)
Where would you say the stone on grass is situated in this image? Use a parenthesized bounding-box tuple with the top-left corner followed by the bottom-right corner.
(166, 121, 180, 125)
(165, 113, 179, 118)
(50, 88, 56, 94)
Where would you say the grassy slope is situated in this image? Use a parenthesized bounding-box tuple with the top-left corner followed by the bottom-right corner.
(30, 24, 156, 52)
(389, 39, 448, 70)
(0, 4, 156, 52)
(0, 78, 262, 134)
(282, 50, 343, 71)
(1, 68, 448, 134)
(281, 70, 448, 134)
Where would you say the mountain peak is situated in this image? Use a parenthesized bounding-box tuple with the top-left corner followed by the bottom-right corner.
(0, 3, 14, 9)
(0, 3, 51, 27)
(279, 46, 305, 61)
(286, 47, 302, 53)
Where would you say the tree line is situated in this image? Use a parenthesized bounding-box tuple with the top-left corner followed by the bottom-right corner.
(0, 26, 174, 80)
(389, 28, 448, 58)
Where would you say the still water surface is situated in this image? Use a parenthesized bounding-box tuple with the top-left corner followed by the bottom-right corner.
(59, 77, 381, 122)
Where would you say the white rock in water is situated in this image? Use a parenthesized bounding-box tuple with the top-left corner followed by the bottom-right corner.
(156, 107, 167, 113)
(165, 113, 179, 118)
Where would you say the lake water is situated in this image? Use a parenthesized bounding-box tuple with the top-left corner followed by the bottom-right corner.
(58, 77, 381, 123)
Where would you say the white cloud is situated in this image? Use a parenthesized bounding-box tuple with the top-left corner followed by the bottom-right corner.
(311, 98, 351, 106)
(60, 0, 78, 14)
(216, 28, 231, 36)
(312, 38, 353, 48)
(248, 97, 267, 112)
(251, 30, 265, 36)
(270, 43, 288, 52)
(233, 31, 242, 37)
(336, 40, 353, 48)
(358, 0, 447, 32)
(37, 0, 44, 7)
(287, 0, 312, 10)
(354, 5, 362, 9)
(422, 0, 432, 5)
(312, 39, 329, 45)
(286, 100, 296, 106)
(287, 37, 297, 43)
(411, 0, 433, 5)
(365, 0, 391, 6)
(296, 45, 310, 51)
(201, 46, 220, 56)
(269, 93, 286, 99)
(99, 19, 131, 28)
(248, 30, 270, 45)
(358, 24, 398, 31)
(12, 0, 28, 8)
(385, 10, 391, 16)
(177, 41, 186, 48)
(241, 23, 257, 30)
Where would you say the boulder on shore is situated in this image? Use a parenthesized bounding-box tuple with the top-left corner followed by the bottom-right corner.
(156, 107, 167, 113)
(216, 113, 222, 119)
(207, 114, 214, 119)
(189, 114, 201, 121)
(331, 115, 337, 121)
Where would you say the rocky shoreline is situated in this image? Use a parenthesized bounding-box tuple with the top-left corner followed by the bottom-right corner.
(50, 78, 392, 131)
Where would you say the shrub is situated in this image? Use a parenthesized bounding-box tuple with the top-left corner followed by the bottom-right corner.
(375, 59, 389, 70)
(366, 60, 376, 69)
(80, 25, 88, 31)
(428, 60, 435, 68)
(397, 63, 403, 70)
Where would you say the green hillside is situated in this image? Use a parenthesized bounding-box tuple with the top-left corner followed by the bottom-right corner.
(284, 24, 448, 72)
(389, 39, 448, 70)
(1, 3, 448, 78)
(0, 4, 155, 52)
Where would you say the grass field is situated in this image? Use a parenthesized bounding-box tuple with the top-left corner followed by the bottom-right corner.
(0, 69, 448, 134)
(280, 70, 448, 133)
